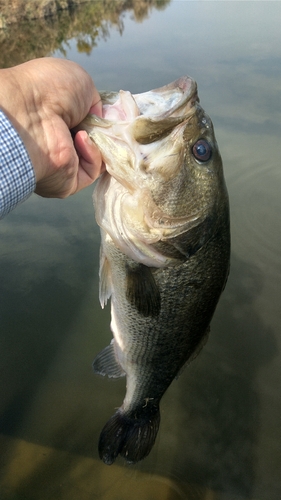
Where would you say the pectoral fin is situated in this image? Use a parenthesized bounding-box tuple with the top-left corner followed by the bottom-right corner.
(99, 248, 112, 308)
(93, 340, 125, 378)
(125, 263, 161, 317)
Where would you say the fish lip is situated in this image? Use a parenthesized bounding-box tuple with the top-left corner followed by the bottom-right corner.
(148, 75, 197, 101)
(134, 75, 199, 121)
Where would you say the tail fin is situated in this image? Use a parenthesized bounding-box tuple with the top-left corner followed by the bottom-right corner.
(98, 406, 160, 465)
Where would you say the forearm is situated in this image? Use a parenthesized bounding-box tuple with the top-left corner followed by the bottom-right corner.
(0, 110, 35, 219)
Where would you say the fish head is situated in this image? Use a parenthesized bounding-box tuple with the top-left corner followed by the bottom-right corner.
(131, 90, 226, 222)
(79, 76, 229, 266)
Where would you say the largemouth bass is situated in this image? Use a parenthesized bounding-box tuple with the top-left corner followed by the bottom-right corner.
(80, 76, 230, 465)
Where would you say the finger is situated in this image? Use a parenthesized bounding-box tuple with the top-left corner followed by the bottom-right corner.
(90, 99, 103, 118)
(74, 130, 104, 192)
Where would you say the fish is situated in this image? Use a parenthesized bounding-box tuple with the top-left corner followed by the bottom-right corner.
(79, 76, 230, 465)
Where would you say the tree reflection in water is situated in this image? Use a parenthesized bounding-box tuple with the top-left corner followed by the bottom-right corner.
(0, 0, 171, 68)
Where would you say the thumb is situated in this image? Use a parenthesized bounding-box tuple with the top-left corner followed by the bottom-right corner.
(74, 130, 104, 191)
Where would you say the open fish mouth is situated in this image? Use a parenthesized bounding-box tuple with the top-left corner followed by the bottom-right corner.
(100, 75, 199, 122)
(81, 76, 199, 150)
(80, 76, 200, 192)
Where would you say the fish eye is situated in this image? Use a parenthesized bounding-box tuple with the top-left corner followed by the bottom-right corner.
(192, 139, 212, 162)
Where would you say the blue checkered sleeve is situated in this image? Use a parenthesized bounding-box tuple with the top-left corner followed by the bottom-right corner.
(0, 110, 36, 219)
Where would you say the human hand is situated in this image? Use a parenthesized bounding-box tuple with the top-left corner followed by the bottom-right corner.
(0, 57, 103, 198)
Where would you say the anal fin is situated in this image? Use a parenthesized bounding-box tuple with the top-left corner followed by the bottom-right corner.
(93, 339, 125, 378)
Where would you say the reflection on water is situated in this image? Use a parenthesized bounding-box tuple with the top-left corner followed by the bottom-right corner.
(0, 0, 170, 68)
(179, 256, 275, 496)
(1, 1, 281, 499)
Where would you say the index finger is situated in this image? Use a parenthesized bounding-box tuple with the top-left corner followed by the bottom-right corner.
(89, 99, 103, 118)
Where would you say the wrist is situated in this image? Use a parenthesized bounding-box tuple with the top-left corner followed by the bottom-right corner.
(0, 66, 46, 182)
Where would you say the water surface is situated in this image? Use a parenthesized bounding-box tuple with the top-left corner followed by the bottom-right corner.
(1, 1, 281, 499)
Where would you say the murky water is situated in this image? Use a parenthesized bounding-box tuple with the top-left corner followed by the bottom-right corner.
(1, 1, 281, 499)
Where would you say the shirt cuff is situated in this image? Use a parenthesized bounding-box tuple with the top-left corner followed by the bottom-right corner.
(0, 109, 36, 219)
